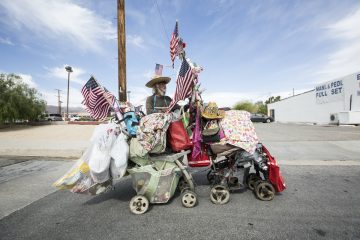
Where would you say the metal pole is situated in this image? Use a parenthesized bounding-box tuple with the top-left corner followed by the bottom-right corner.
(65, 66, 73, 120)
(55, 89, 62, 115)
(66, 71, 70, 120)
(118, 0, 126, 102)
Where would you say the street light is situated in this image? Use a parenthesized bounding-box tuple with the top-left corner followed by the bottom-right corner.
(65, 65, 73, 120)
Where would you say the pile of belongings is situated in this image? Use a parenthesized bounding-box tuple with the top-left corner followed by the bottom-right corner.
(53, 110, 179, 195)
(53, 122, 129, 195)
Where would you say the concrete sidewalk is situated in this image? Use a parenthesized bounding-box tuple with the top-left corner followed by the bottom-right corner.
(0, 124, 96, 159)
(0, 122, 360, 165)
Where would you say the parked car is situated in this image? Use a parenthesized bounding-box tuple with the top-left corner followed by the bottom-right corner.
(250, 113, 274, 123)
(69, 115, 81, 121)
(45, 113, 63, 121)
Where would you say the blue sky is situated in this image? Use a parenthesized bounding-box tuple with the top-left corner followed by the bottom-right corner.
(0, 0, 359, 108)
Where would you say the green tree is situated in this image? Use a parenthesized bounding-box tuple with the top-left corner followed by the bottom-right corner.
(255, 101, 267, 115)
(0, 73, 46, 124)
(232, 101, 257, 113)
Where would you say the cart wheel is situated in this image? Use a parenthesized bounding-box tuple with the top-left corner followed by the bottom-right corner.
(246, 173, 261, 191)
(255, 181, 275, 201)
(129, 195, 149, 214)
(207, 170, 215, 184)
(181, 190, 197, 208)
(210, 185, 230, 204)
(178, 177, 190, 193)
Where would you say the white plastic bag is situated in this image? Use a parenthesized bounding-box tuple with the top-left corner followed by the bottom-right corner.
(88, 123, 118, 183)
(110, 132, 129, 180)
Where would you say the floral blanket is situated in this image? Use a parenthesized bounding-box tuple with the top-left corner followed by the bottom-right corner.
(219, 110, 259, 154)
(136, 113, 172, 153)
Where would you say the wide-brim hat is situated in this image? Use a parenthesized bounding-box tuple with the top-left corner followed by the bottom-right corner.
(201, 102, 225, 119)
(145, 75, 171, 88)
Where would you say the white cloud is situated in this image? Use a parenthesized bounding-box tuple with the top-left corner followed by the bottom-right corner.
(316, 8, 360, 81)
(45, 65, 86, 85)
(127, 34, 146, 49)
(0, 37, 14, 45)
(40, 86, 84, 108)
(18, 74, 37, 88)
(0, 0, 116, 52)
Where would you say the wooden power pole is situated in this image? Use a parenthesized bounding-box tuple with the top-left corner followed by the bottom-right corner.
(117, 0, 127, 101)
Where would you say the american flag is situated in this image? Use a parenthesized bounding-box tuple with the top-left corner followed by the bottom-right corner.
(167, 59, 197, 111)
(170, 21, 179, 67)
(81, 76, 115, 120)
(155, 63, 163, 76)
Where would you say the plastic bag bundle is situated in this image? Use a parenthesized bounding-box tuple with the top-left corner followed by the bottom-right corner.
(53, 159, 90, 190)
(89, 123, 118, 183)
(110, 132, 129, 180)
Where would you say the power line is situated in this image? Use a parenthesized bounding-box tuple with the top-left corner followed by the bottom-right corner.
(154, 0, 170, 43)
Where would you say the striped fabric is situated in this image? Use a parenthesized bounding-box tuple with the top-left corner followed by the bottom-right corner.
(167, 59, 197, 111)
(81, 77, 115, 119)
(170, 21, 179, 66)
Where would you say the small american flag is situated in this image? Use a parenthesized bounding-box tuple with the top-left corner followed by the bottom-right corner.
(81, 76, 115, 120)
(155, 63, 163, 76)
(167, 59, 197, 111)
(170, 21, 179, 67)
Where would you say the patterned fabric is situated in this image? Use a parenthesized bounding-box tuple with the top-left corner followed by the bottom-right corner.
(219, 110, 259, 154)
(136, 113, 173, 153)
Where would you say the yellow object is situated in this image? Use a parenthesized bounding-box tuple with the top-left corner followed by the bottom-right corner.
(201, 102, 225, 119)
(145, 75, 171, 88)
(52, 159, 90, 189)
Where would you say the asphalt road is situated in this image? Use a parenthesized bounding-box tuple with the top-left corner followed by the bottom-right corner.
(0, 166, 359, 240)
(0, 123, 360, 239)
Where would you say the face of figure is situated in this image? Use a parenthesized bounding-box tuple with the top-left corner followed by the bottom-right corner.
(154, 82, 167, 96)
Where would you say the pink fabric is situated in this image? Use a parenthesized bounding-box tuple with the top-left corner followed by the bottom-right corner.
(191, 106, 202, 159)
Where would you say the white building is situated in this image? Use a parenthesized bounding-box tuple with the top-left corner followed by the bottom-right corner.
(268, 71, 360, 125)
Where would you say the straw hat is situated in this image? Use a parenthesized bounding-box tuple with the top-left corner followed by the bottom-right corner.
(201, 102, 225, 119)
(145, 75, 171, 88)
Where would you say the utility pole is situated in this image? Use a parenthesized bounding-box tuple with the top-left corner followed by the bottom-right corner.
(55, 89, 62, 115)
(65, 66, 73, 120)
(118, 0, 127, 102)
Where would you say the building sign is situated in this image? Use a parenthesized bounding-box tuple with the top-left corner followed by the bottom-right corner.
(357, 74, 360, 80)
(315, 79, 344, 104)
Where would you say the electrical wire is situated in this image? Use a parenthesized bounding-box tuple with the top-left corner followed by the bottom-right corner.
(154, 0, 170, 43)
